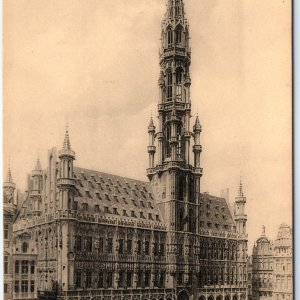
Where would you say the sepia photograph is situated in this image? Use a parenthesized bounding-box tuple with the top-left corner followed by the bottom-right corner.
(3, 1, 293, 300)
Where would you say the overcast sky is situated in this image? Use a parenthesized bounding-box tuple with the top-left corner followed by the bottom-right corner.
(4, 0, 292, 248)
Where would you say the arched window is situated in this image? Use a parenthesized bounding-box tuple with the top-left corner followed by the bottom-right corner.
(167, 71, 173, 101)
(165, 125, 171, 158)
(175, 27, 182, 44)
(175, 3, 180, 17)
(179, 208, 185, 231)
(167, 28, 173, 47)
(188, 208, 194, 232)
(177, 124, 182, 157)
(175, 69, 183, 100)
(178, 175, 185, 200)
(22, 242, 28, 253)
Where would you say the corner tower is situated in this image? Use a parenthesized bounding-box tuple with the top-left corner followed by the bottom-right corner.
(147, 0, 202, 233)
(58, 125, 76, 211)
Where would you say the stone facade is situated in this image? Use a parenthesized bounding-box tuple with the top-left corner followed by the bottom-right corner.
(251, 224, 293, 300)
(6, 1, 249, 300)
(272, 224, 293, 300)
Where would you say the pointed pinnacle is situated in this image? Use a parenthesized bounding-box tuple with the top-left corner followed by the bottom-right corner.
(63, 124, 72, 150)
(35, 157, 42, 171)
(238, 177, 243, 197)
(193, 115, 201, 132)
(261, 225, 266, 237)
(6, 167, 13, 183)
(148, 116, 156, 132)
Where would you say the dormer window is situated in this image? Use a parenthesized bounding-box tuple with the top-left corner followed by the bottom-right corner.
(95, 205, 100, 212)
(113, 208, 118, 215)
(105, 194, 110, 201)
(82, 203, 88, 211)
(140, 212, 144, 219)
(131, 211, 136, 218)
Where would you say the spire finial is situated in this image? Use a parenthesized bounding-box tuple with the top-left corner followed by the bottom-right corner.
(63, 122, 72, 150)
(35, 152, 42, 171)
(148, 114, 155, 132)
(6, 163, 13, 183)
(238, 175, 243, 197)
(261, 225, 266, 236)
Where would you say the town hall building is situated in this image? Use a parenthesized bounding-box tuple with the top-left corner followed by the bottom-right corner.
(4, 1, 248, 300)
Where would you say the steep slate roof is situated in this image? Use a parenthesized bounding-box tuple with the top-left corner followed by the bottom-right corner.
(200, 193, 235, 231)
(73, 167, 163, 223)
(14, 164, 236, 233)
(74, 167, 235, 232)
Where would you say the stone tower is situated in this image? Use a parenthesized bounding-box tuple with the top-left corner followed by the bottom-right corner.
(234, 179, 248, 295)
(58, 125, 76, 211)
(57, 126, 76, 291)
(147, 0, 203, 292)
(234, 179, 247, 236)
(147, 0, 202, 233)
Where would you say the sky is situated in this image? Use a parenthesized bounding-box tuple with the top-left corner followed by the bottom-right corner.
(3, 0, 292, 249)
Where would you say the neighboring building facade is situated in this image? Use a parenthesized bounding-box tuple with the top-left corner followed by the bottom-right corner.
(252, 227, 274, 300)
(272, 224, 293, 300)
(6, 1, 249, 300)
(251, 224, 293, 300)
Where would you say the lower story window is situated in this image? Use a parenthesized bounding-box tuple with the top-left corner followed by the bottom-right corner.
(107, 272, 113, 288)
(30, 280, 35, 293)
(75, 271, 82, 288)
(86, 271, 92, 288)
(14, 281, 19, 293)
(4, 284, 8, 293)
(98, 272, 104, 288)
(127, 272, 132, 287)
(21, 280, 28, 293)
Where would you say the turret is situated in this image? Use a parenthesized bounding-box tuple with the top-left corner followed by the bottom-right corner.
(57, 125, 76, 211)
(234, 178, 247, 235)
(3, 166, 16, 206)
(147, 116, 156, 169)
(29, 157, 43, 216)
(193, 115, 202, 169)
